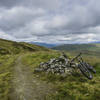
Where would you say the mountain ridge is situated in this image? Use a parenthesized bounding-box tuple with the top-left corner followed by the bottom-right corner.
(0, 38, 50, 54)
(52, 43, 100, 55)
(30, 42, 58, 48)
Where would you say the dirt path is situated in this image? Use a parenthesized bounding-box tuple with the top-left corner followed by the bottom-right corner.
(10, 55, 54, 100)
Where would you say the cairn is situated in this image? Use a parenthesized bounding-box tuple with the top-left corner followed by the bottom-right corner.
(34, 53, 77, 75)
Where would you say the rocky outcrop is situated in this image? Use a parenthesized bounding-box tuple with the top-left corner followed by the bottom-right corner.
(34, 54, 77, 75)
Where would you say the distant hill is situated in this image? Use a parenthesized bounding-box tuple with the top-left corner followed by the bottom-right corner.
(30, 42, 58, 48)
(0, 38, 49, 54)
(52, 43, 100, 56)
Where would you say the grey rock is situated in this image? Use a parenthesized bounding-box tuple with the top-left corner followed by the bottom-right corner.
(34, 53, 77, 75)
(59, 69, 65, 73)
(34, 68, 44, 72)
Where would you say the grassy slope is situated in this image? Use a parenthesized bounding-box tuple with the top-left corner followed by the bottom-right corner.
(0, 39, 100, 100)
(52, 44, 100, 56)
(0, 38, 50, 100)
(52, 43, 100, 99)
(0, 55, 17, 99)
(0, 38, 49, 54)
(22, 51, 100, 100)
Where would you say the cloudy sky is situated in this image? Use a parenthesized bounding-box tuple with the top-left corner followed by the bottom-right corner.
(0, 0, 100, 44)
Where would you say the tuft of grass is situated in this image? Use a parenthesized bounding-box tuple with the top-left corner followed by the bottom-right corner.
(22, 51, 60, 69)
(0, 55, 17, 100)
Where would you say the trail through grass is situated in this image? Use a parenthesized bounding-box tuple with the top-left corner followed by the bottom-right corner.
(22, 51, 100, 100)
(0, 50, 100, 100)
(9, 55, 55, 100)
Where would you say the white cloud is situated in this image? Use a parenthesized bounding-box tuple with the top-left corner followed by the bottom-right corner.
(0, 29, 15, 40)
(48, 15, 67, 29)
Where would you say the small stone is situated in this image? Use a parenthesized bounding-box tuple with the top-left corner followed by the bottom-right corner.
(61, 73, 67, 77)
(50, 65, 55, 69)
(34, 68, 43, 72)
(60, 69, 65, 74)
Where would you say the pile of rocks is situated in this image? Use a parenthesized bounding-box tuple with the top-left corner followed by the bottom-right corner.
(34, 53, 77, 75)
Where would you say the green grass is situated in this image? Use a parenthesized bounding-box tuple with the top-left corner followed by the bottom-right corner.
(0, 38, 100, 100)
(52, 43, 100, 52)
(22, 51, 100, 100)
(0, 54, 17, 100)
(0, 38, 51, 100)
(0, 38, 50, 54)
(22, 51, 60, 69)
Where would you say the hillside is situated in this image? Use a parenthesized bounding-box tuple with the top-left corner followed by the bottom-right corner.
(52, 43, 100, 56)
(0, 38, 52, 100)
(30, 42, 58, 48)
(0, 38, 49, 54)
(0, 39, 100, 100)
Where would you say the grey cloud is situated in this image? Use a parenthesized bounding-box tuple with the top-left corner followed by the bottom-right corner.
(0, 0, 100, 44)
(0, 0, 18, 8)
(0, 6, 46, 32)
(0, 0, 61, 10)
